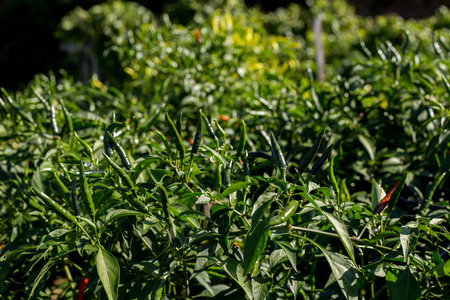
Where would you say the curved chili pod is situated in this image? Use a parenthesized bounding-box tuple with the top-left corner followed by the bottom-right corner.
(243, 150, 251, 182)
(59, 99, 74, 145)
(214, 118, 226, 145)
(102, 152, 134, 189)
(124, 192, 148, 213)
(103, 123, 125, 157)
(200, 110, 219, 148)
(329, 155, 340, 197)
(175, 112, 183, 136)
(157, 184, 170, 219)
(106, 131, 131, 169)
(191, 111, 203, 159)
(50, 105, 59, 136)
(79, 160, 95, 217)
(248, 151, 272, 161)
(165, 113, 186, 162)
(74, 132, 94, 162)
(72, 178, 81, 216)
(155, 130, 172, 160)
(215, 164, 222, 192)
(269, 200, 298, 226)
(270, 131, 286, 171)
(236, 120, 246, 158)
(31, 187, 75, 223)
(77, 278, 88, 300)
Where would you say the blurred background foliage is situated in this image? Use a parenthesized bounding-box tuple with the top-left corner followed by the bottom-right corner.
(0, 0, 448, 89)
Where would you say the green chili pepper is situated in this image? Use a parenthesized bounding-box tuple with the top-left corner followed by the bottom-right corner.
(102, 152, 134, 189)
(103, 123, 125, 157)
(74, 132, 94, 162)
(31, 187, 75, 223)
(53, 172, 69, 194)
(28, 195, 45, 213)
(329, 155, 340, 197)
(33, 89, 51, 111)
(165, 113, 186, 163)
(418, 173, 446, 216)
(236, 120, 246, 158)
(216, 164, 222, 192)
(191, 111, 203, 159)
(69, 170, 105, 178)
(175, 112, 183, 136)
(50, 105, 59, 136)
(106, 131, 131, 169)
(297, 129, 325, 174)
(224, 160, 232, 187)
(243, 150, 250, 182)
(310, 144, 333, 176)
(156, 130, 172, 161)
(200, 110, 219, 149)
(79, 160, 95, 217)
(157, 184, 170, 219)
(270, 132, 286, 171)
(248, 151, 272, 161)
(72, 178, 80, 216)
(214, 118, 226, 145)
(269, 200, 298, 226)
(59, 98, 74, 145)
(123, 192, 148, 213)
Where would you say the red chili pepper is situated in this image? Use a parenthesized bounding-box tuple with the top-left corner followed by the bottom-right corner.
(219, 115, 230, 122)
(374, 181, 400, 214)
(77, 278, 88, 300)
(194, 28, 201, 44)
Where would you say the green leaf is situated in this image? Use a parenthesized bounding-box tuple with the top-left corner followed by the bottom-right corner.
(27, 259, 56, 300)
(244, 218, 270, 274)
(431, 259, 450, 278)
(252, 192, 277, 226)
(210, 256, 252, 299)
(358, 135, 376, 161)
(317, 245, 359, 300)
(106, 209, 147, 223)
(192, 284, 230, 298)
(218, 182, 255, 200)
(252, 277, 272, 300)
(371, 179, 386, 212)
(276, 240, 297, 271)
(201, 145, 227, 165)
(391, 267, 420, 300)
(302, 192, 355, 264)
(400, 226, 419, 263)
(97, 247, 120, 300)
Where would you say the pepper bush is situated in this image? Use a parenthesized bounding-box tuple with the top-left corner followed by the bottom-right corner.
(1, 0, 450, 299)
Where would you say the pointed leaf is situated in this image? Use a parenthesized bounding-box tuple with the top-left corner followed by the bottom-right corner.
(252, 277, 272, 300)
(209, 256, 252, 299)
(244, 218, 270, 274)
(218, 182, 255, 200)
(302, 192, 355, 264)
(391, 267, 420, 300)
(97, 247, 120, 300)
(358, 135, 375, 161)
(106, 209, 147, 223)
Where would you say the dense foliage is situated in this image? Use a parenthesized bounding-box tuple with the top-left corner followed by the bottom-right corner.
(1, 1, 450, 299)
